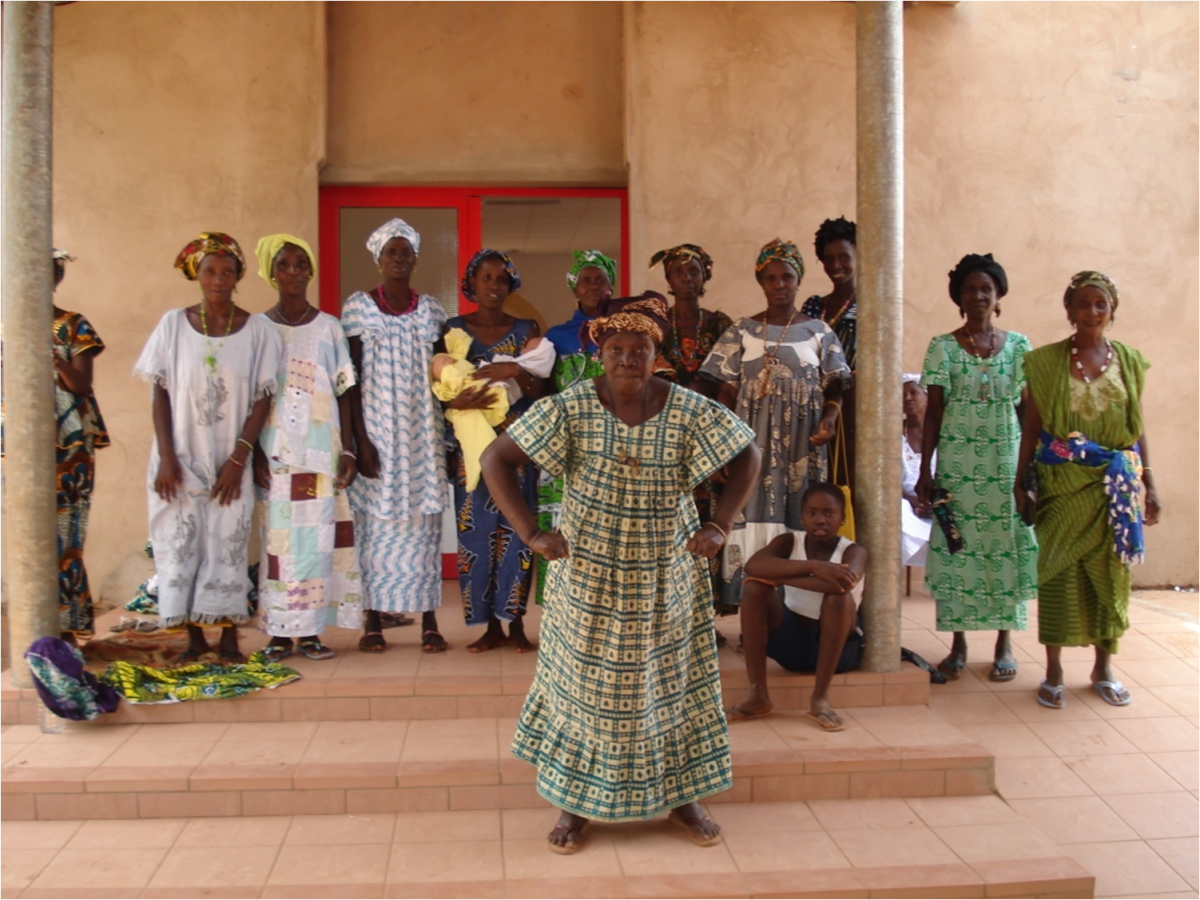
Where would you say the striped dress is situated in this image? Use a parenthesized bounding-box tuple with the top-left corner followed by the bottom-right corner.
(342, 292, 447, 613)
(1026, 340, 1149, 653)
(508, 382, 754, 821)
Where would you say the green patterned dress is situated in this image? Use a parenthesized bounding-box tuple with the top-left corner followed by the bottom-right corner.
(508, 381, 754, 821)
(920, 332, 1038, 631)
(1025, 340, 1148, 653)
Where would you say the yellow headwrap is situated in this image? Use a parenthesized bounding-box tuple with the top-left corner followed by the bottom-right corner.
(255, 234, 316, 289)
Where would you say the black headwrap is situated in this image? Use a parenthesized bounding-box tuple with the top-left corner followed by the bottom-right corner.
(947, 253, 1008, 306)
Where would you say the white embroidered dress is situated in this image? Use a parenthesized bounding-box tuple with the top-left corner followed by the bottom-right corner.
(134, 308, 280, 627)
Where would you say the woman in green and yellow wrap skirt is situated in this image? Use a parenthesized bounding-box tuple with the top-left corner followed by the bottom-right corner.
(1016, 271, 1161, 710)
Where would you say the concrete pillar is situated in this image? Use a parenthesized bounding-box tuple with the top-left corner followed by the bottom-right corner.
(855, 0, 904, 673)
(3, 1, 58, 687)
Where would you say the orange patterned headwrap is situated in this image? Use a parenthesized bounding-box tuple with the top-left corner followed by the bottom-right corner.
(174, 232, 246, 281)
(585, 292, 670, 349)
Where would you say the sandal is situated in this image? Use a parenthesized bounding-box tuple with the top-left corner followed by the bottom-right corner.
(358, 631, 387, 653)
(547, 818, 589, 855)
(1036, 680, 1066, 709)
(668, 808, 723, 847)
(936, 657, 966, 681)
(297, 638, 335, 661)
(261, 642, 294, 664)
(1093, 680, 1132, 707)
(990, 662, 1018, 682)
(421, 630, 448, 653)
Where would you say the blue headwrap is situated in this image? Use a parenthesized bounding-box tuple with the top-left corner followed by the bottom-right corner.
(461, 249, 521, 300)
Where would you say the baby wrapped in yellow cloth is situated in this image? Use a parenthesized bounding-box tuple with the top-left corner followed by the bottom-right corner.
(431, 328, 512, 491)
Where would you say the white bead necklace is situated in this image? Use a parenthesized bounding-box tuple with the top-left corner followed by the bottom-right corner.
(1071, 334, 1113, 384)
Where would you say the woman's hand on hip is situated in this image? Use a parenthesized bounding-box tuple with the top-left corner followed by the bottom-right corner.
(685, 523, 727, 559)
(530, 529, 570, 561)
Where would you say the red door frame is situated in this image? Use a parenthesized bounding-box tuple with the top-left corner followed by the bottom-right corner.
(317, 186, 630, 314)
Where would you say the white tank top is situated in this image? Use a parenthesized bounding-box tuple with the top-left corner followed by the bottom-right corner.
(782, 534, 864, 620)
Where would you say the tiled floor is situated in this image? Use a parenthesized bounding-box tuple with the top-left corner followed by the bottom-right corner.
(2, 585, 1196, 898)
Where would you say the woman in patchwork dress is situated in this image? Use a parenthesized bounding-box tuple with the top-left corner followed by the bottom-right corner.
(252, 234, 362, 662)
(481, 293, 761, 854)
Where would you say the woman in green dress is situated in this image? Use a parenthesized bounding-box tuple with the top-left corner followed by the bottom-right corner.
(1015, 272, 1159, 709)
(916, 253, 1038, 682)
(481, 293, 761, 854)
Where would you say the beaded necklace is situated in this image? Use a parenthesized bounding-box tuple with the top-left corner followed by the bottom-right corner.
(670, 306, 702, 374)
(961, 324, 996, 402)
(1071, 334, 1113, 383)
(376, 284, 417, 316)
(200, 303, 236, 375)
(825, 291, 856, 327)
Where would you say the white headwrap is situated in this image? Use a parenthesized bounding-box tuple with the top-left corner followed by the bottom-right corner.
(903, 373, 923, 386)
(366, 218, 421, 263)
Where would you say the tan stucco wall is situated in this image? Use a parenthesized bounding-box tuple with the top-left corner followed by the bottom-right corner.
(48, 1, 326, 606)
(323, 1, 625, 186)
(626, 1, 1198, 587)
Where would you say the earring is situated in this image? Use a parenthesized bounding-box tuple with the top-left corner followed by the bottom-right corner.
(994, 303, 1001, 317)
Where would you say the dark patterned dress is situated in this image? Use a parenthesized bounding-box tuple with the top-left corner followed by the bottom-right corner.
(446, 315, 538, 625)
(508, 382, 754, 820)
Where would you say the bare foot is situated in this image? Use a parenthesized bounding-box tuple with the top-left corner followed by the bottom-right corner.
(218, 628, 245, 665)
(547, 810, 588, 854)
(467, 629, 508, 653)
(508, 619, 537, 654)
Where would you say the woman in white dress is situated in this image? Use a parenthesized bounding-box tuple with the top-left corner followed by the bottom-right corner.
(253, 234, 362, 662)
(901, 374, 934, 567)
(134, 232, 280, 665)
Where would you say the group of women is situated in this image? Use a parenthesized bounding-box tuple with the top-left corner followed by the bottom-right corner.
(46, 212, 1157, 854)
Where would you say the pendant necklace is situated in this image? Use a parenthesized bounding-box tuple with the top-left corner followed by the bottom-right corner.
(826, 290, 855, 327)
(275, 302, 312, 327)
(200, 303, 235, 375)
(757, 308, 798, 390)
(1071, 334, 1113, 383)
(671, 307, 702, 374)
(963, 325, 996, 402)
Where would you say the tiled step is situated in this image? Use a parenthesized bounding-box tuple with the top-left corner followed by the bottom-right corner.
(0, 606, 930, 727)
(0, 797, 1095, 898)
(2, 708, 992, 822)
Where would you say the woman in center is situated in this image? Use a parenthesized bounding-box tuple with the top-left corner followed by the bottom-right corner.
(481, 293, 761, 854)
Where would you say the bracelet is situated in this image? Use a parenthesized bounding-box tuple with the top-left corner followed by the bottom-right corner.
(236, 438, 254, 453)
(1142, 466, 1152, 472)
(341, 449, 357, 459)
(528, 529, 545, 546)
(705, 521, 729, 539)
(228, 455, 246, 467)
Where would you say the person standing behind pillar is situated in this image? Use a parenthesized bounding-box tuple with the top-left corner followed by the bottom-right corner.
(50, 249, 110, 645)
(134, 233, 280, 666)
(802, 217, 859, 488)
(1015, 271, 1159, 709)
(915, 253, 1037, 682)
(343, 219, 448, 654)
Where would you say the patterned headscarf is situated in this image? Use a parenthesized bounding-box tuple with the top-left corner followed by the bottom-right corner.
(461, 249, 522, 300)
(1063, 270, 1120, 314)
(585, 292, 670, 349)
(947, 253, 1007, 304)
(174, 232, 246, 281)
(754, 238, 805, 281)
(255, 234, 316, 289)
(649, 244, 714, 282)
(366, 218, 421, 263)
(566, 249, 618, 290)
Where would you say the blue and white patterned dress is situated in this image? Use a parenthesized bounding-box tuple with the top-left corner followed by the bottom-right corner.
(342, 291, 447, 613)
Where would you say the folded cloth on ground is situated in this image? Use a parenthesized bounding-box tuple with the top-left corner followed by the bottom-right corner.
(100, 652, 301, 703)
(25, 636, 121, 720)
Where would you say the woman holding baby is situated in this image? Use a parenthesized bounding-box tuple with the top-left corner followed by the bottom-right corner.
(445, 249, 552, 652)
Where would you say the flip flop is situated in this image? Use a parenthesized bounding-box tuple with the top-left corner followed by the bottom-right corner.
(1036, 680, 1065, 709)
(261, 643, 294, 664)
(668, 809, 723, 847)
(358, 631, 387, 653)
(936, 657, 966, 681)
(297, 638, 335, 661)
(1092, 680, 1132, 706)
(806, 709, 845, 732)
(421, 630, 448, 653)
(726, 705, 772, 724)
(547, 819, 589, 855)
(990, 662, 1018, 682)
